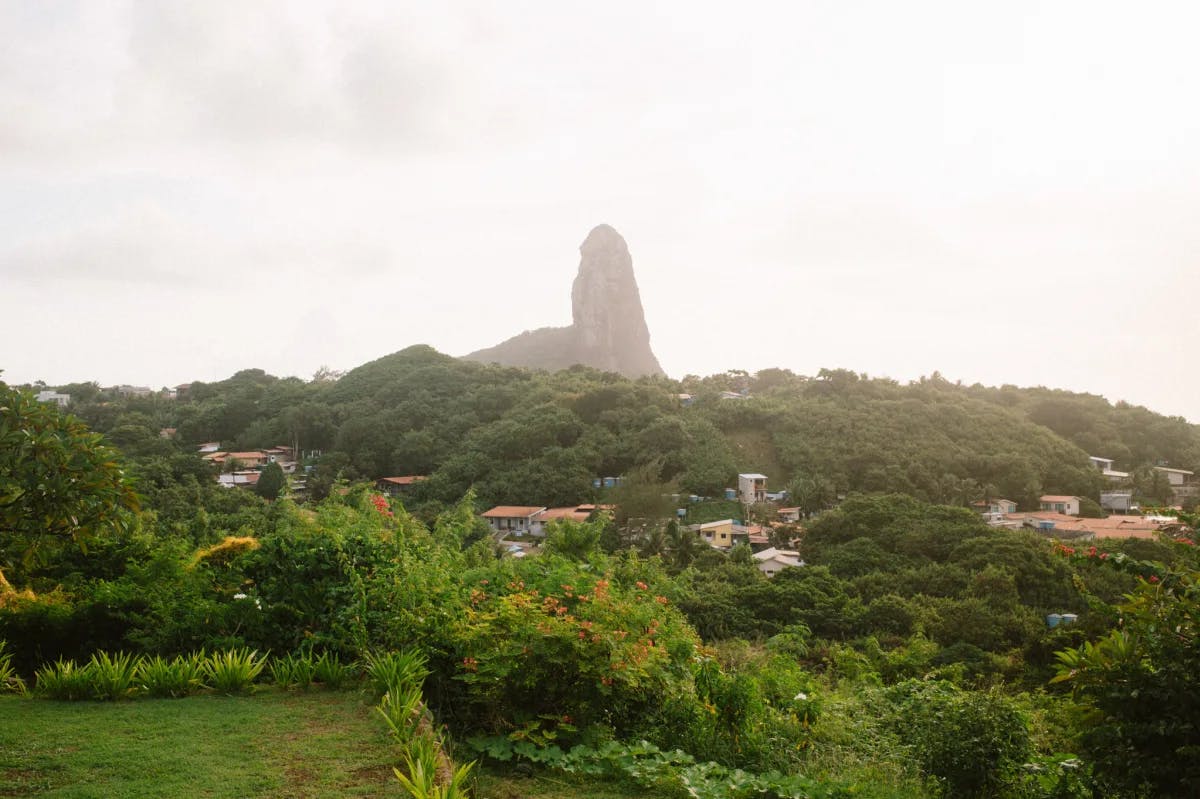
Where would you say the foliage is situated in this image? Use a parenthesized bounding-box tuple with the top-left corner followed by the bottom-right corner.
(34, 658, 95, 701)
(137, 652, 206, 698)
(365, 649, 430, 700)
(203, 648, 267, 694)
(0, 640, 26, 694)
(886, 680, 1031, 797)
(0, 381, 140, 578)
(1052, 563, 1200, 796)
(254, 461, 286, 500)
(86, 650, 140, 700)
(271, 651, 318, 691)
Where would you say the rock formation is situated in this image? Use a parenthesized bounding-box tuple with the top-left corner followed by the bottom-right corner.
(464, 225, 665, 378)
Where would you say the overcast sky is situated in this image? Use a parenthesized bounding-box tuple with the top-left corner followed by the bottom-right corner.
(2, 1, 1198, 421)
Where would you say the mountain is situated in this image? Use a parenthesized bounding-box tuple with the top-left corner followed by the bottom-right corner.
(463, 224, 665, 378)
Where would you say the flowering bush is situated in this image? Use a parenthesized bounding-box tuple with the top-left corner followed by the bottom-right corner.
(445, 555, 699, 737)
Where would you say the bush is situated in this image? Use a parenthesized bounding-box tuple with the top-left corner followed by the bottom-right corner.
(34, 658, 95, 701)
(365, 650, 429, 699)
(137, 652, 206, 698)
(87, 650, 139, 700)
(203, 648, 266, 694)
(0, 641, 26, 694)
(887, 680, 1031, 797)
(270, 652, 317, 691)
(313, 651, 353, 689)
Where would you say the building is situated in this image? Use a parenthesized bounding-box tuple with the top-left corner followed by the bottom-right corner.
(1153, 466, 1194, 487)
(217, 471, 261, 489)
(1100, 491, 1135, 513)
(1005, 511, 1166, 541)
(112, 385, 153, 398)
(777, 507, 802, 523)
(34, 390, 70, 407)
(528, 506, 595, 536)
(481, 506, 547, 536)
(690, 519, 736, 548)
(753, 547, 805, 576)
(375, 475, 427, 496)
(197, 442, 222, 453)
(1089, 455, 1131, 483)
(1039, 495, 1082, 516)
(972, 498, 1019, 515)
(738, 473, 767, 504)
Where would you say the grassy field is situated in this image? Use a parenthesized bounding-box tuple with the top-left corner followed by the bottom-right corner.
(0, 693, 654, 798)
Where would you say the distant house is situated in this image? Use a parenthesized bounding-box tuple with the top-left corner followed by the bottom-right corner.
(753, 547, 804, 576)
(207, 451, 267, 469)
(677, 393, 695, 407)
(265, 446, 295, 463)
(198, 442, 222, 453)
(1153, 466, 1194, 487)
(719, 390, 749, 401)
(1009, 511, 1166, 541)
(161, 387, 178, 400)
(1089, 455, 1131, 483)
(34, 390, 70, 407)
(159, 427, 177, 439)
(1100, 491, 1135, 513)
(971, 498, 1018, 515)
(481, 506, 547, 536)
(1039, 495, 1082, 516)
(738, 474, 767, 504)
(777, 507, 802, 523)
(690, 519, 736, 548)
(217, 471, 261, 489)
(529, 506, 595, 536)
(376, 475, 427, 496)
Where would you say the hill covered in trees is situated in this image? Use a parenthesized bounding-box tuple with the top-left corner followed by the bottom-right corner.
(45, 346, 1200, 514)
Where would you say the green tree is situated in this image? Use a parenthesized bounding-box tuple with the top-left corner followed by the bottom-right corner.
(0, 382, 140, 578)
(1053, 561, 1200, 796)
(254, 462, 286, 501)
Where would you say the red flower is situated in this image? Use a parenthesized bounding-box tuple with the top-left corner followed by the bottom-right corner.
(1149, 575, 1160, 583)
(636, 581, 648, 591)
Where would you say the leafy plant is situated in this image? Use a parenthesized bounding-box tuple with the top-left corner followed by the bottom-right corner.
(0, 640, 26, 694)
(271, 652, 317, 691)
(137, 652, 206, 698)
(313, 651, 352, 689)
(364, 650, 429, 699)
(377, 683, 426, 747)
(393, 745, 474, 799)
(203, 648, 266, 694)
(87, 650, 140, 700)
(34, 658, 94, 701)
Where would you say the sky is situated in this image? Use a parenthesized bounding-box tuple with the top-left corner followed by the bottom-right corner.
(2, 1, 1198, 421)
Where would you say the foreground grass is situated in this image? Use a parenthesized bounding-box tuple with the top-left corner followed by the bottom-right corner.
(0, 692, 395, 798)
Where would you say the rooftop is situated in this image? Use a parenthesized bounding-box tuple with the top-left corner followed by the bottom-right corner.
(482, 506, 546, 518)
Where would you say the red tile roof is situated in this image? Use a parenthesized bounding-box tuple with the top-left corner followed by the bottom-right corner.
(379, 476, 427, 486)
(482, 506, 546, 518)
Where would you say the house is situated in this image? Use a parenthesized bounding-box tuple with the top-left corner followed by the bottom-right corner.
(738, 474, 767, 504)
(159, 427, 177, 439)
(375, 475, 427, 496)
(753, 547, 805, 577)
(719, 390, 749, 401)
(224, 451, 268, 468)
(1089, 455, 1131, 483)
(1100, 491, 1135, 513)
(265, 446, 296, 463)
(197, 442, 222, 453)
(34, 390, 70, 407)
(1153, 466, 1194, 487)
(217, 471, 261, 489)
(481, 506, 547, 536)
(734, 523, 772, 550)
(972, 498, 1018, 515)
(161, 387, 178, 400)
(1006, 511, 1166, 541)
(1039, 495, 1081, 516)
(677, 393, 695, 407)
(528, 506, 595, 536)
(777, 507, 802, 523)
(690, 519, 736, 548)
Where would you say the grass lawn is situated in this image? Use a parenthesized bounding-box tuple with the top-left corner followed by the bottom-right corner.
(0, 692, 655, 798)
(0, 691, 395, 798)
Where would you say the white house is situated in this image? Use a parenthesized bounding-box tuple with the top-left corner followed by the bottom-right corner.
(738, 473, 767, 504)
(1153, 466, 1194, 487)
(972, 498, 1018, 515)
(1039, 495, 1082, 516)
(481, 506, 547, 536)
(35, 390, 70, 407)
(753, 547, 804, 577)
(1089, 455, 1130, 482)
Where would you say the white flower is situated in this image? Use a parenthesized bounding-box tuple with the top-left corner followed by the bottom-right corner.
(794, 692, 808, 702)
(233, 592, 248, 600)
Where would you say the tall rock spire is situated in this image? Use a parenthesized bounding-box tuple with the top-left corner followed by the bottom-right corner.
(464, 225, 665, 378)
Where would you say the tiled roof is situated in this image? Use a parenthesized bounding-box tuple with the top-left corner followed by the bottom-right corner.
(482, 506, 546, 518)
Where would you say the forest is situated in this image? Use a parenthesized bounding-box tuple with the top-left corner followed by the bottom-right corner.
(3, 357, 1200, 798)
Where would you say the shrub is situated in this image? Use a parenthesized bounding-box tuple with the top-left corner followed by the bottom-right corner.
(34, 658, 94, 701)
(887, 680, 1031, 797)
(0, 640, 26, 694)
(137, 653, 206, 698)
(87, 650, 139, 700)
(271, 652, 317, 691)
(204, 648, 266, 694)
(313, 651, 352, 689)
(365, 650, 429, 699)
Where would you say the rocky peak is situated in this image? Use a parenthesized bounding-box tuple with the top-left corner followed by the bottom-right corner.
(463, 225, 664, 378)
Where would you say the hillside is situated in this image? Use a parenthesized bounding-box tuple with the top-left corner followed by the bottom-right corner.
(50, 352, 1200, 513)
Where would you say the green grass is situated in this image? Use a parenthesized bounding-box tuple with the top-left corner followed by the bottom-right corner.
(0, 692, 395, 798)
